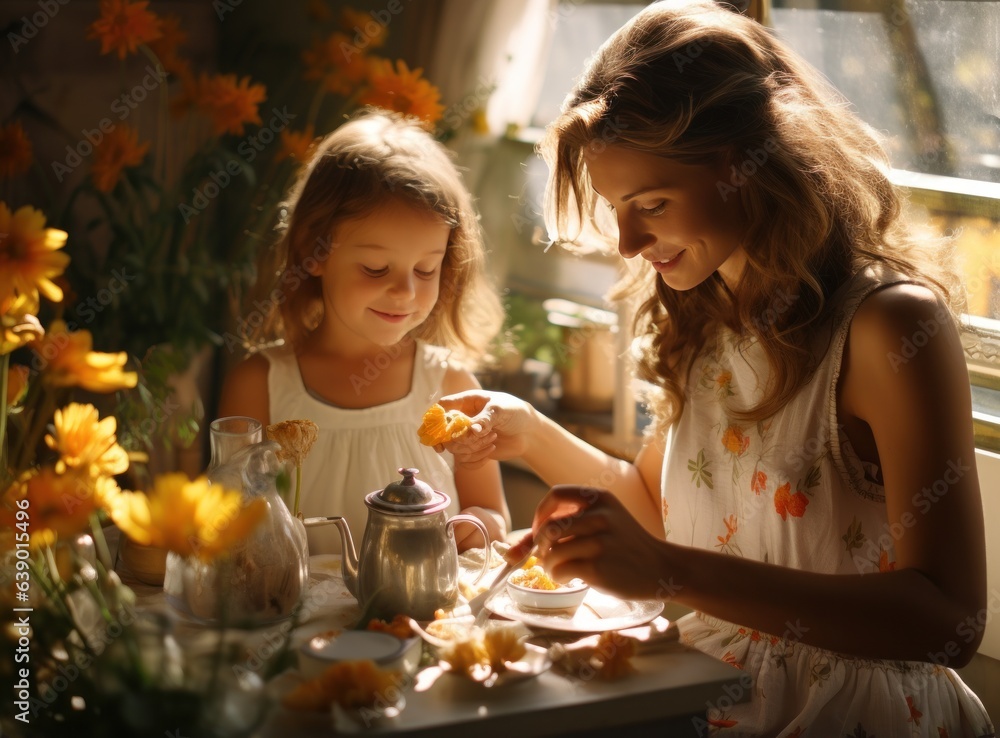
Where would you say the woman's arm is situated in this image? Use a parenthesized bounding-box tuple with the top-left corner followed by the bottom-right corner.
(217, 354, 271, 426)
(530, 285, 988, 666)
(439, 370, 510, 550)
(441, 391, 665, 537)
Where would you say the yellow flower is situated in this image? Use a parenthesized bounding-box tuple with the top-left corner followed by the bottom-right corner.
(87, 0, 162, 60)
(1, 467, 110, 548)
(46, 403, 130, 478)
(195, 73, 267, 136)
(0, 121, 33, 178)
(0, 203, 69, 303)
(90, 124, 150, 194)
(5, 364, 29, 406)
(360, 59, 445, 129)
(107, 473, 267, 561)
(1, 292, 44, 355)
(267, 419, 319, 466)
(31, 320, 138, 393)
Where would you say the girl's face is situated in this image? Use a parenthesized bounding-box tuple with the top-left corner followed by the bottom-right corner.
(311, 198, 450, 352)
(583, 144, 749, 291)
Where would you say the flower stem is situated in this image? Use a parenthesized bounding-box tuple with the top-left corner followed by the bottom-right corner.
(293, 463, 302, 517)
(0, 353, 9, 479)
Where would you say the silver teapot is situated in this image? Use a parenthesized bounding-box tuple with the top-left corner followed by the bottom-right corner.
(328, 468, 490, 621)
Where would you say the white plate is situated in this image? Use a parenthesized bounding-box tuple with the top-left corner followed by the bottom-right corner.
(438, 642, 552, 688)
(486, 588, 664, 633)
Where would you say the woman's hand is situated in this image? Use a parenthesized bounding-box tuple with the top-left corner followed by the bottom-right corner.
(436, 391, 538, 468)
(528, 485, 674, 602)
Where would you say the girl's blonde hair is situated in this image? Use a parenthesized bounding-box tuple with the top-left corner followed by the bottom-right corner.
(265, 107, 502, 369)
(540, 0, 958, 428)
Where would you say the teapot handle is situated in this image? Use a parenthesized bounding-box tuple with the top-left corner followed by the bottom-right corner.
(445, 514, 491, 584)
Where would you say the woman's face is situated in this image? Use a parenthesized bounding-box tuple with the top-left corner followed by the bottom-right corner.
(583, 144, 749, 291)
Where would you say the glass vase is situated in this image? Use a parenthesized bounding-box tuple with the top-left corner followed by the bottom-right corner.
(163, 416, 309, 627)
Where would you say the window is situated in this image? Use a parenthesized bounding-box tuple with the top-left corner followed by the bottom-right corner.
(770, 0, 1000, 447)
(498, 0, 1000, 451)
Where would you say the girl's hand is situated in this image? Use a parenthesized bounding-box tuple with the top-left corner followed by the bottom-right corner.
(436, 391, 537, 468)
(453, 505, 506, 552)
(530, 485, 673, 602)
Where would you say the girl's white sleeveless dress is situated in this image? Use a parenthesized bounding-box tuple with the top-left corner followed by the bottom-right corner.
(661, 265, 995, 737)
(262, 339, 459, 555)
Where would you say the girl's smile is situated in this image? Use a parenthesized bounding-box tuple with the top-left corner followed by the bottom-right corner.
(309, 198, 450, 355)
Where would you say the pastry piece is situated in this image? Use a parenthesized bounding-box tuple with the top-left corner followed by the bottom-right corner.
(417, 403, 473, 446)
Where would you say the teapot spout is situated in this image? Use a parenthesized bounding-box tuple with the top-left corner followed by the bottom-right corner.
(302, 515, 359, 597)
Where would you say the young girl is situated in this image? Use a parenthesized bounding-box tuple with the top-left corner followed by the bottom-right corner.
(440, 1, 994, 735)
(219, 108, 509, 555)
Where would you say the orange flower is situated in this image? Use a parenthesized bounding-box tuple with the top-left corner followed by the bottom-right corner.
(306, 0, 332, 22)
(773, 482, 809, 520)
(0, 121, 33, 178)
(1, 292, 44, 355)
(87, 0, 162, 61)
(5, 364, 29, 406)
(906, 695, 923, 726)
(278, 126, 317, 164)
(0, 203, 69, 303)
(302, 33, 369, 96)
(31, 320, 138, 392)
(360, 59, 445, 129)
(90, 124, 150, 193)
(878, 547, 896, 572)
(716, 515, 739, 545)
(417, 403, 472, 446)
(750, 469, 767, 495)
(147, 13, 190, 78)
(1, 468, 111, 548)
(196, 73, 267, 136)
(339, 8, 387, 48)
(721, 425, 750, 457)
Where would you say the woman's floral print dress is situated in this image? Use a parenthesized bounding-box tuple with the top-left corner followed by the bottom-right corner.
(662, 265, 995, 737)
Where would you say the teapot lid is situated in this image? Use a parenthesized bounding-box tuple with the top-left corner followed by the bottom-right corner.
(367, 468, 450, 514)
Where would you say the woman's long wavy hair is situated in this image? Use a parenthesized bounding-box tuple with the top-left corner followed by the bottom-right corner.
(540, 0, 958, 429)
(259, 107, 502, 369)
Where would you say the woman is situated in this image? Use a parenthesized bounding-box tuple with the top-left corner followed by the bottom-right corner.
(439, 1, 994, 734)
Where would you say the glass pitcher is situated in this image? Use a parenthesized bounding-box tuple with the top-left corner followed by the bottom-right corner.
(163, 416, 309, 627)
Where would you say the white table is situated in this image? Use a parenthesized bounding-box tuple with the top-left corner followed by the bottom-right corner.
(118, 545, 747, 737)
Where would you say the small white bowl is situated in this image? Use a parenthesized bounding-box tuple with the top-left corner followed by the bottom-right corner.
(506, 569, 590, 611)
(297, 630, 420, 680)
